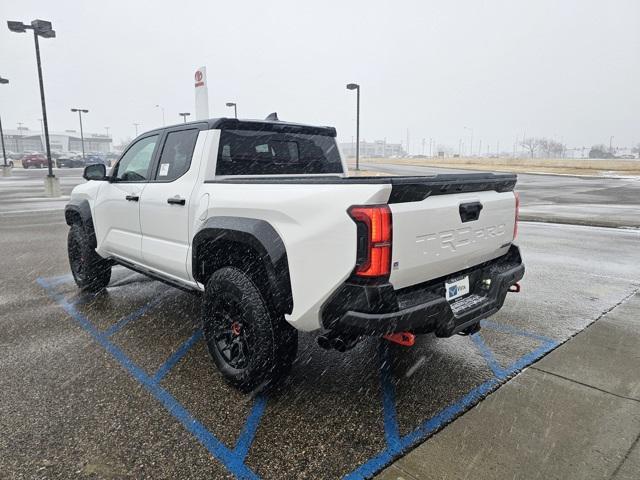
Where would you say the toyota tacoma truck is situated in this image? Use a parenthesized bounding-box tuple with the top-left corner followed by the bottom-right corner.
(65, 117, 524, 391)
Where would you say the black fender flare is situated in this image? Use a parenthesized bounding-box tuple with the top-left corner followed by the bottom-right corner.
(65, 199, 97, 248)
(192, 217, 293, 315)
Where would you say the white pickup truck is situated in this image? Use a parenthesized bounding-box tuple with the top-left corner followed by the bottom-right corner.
(65, 117, 523, 391)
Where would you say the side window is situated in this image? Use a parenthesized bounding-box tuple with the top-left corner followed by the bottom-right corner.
(114, 135, 159, 182)
(154, 129, 199, 181)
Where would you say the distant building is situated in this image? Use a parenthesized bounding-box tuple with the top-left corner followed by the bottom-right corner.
(340, 140, 405, 158)
(2, 128, 112, 154)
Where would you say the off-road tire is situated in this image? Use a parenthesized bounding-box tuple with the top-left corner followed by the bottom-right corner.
(67, 222, 111, 292)
(202, 267, 298, 392)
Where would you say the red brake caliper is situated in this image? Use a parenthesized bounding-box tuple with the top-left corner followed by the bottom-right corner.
(383, 332, 415, 347)
(231, 322, 241, 336)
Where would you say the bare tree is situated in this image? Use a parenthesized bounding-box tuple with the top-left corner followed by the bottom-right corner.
(539, 138, 566, 158)
(520, 137, 542, 158)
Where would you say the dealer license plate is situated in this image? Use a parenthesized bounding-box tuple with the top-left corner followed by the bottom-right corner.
(445, 275, 470, 301)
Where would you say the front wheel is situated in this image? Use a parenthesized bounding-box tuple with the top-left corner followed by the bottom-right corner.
(202, 267, 298, 392)
(67, 223, 111, 292)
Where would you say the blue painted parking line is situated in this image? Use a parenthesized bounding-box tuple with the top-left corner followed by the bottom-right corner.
(38, 276, 260, 480)
(481, 319, 556, 345)
(153, 329, 204, 383)
(344, 323, 560, 479)
(45, 272, 74, 287)
(104, 296, 164, 337)
(233, 395, 268, 462)
(470, 333, 506, 378)
(39, 273, 562, 480)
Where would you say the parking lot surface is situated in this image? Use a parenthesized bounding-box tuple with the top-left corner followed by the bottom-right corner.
(1, 205, 638, 478)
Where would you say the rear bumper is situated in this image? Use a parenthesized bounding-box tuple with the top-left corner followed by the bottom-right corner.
(321, 245, 524, 337)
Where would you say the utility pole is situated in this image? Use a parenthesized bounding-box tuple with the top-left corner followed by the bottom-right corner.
(133, 123, 140, 137)
(0, 76, 11, 173)
(71, 108, 88, 160)
(225, 102, 238, 119)
(406, 129, 410, 156)
(8, 19, 58, 192)
(346, 83, 360, 170)
(155, 104, 165, 126)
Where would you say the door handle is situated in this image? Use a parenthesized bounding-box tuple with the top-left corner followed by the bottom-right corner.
(459, 201, 483, 222)
(167, 197, 186, 205)
(125, 195, 139, 202)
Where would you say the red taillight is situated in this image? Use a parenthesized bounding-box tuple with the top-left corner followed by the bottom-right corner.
(513, 192, 520, 240)
(348, 205, 392, 279)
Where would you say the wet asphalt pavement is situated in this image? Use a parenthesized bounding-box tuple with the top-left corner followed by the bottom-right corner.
(1, 207, 639, 479)
(1, 167, 640, 479)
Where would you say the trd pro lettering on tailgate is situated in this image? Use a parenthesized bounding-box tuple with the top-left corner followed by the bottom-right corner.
(416, 224, 506, 253)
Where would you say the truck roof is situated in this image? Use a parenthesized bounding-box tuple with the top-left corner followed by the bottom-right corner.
(141, 117, 337, 138)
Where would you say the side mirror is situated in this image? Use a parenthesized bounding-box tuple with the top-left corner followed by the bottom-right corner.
(83, 163, 107, 181)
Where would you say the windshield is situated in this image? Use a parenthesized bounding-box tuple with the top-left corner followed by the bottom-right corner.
(216, 129, 343, 175)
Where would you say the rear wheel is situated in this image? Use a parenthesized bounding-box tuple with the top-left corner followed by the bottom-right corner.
(67, 222, 111, 292)
(202, 267, 298, 392)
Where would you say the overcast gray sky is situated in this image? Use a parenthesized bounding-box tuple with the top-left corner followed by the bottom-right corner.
(1, 0, 638, 153)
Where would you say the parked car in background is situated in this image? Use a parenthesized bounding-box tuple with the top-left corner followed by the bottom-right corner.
(22, 153, 49, 168)
(85, 155, 109, 167)
(56, 154, 85, 168)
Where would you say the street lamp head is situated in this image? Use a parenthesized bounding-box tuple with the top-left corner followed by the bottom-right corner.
(0, 77, 9, 84)
(346, 83, 359, 90)
(225, 102, 236, 107)
(7, 21, 28, 33)
(71, 108, 89, 113)
(31, 19, 56, 38)
(179, 112, 191, 116)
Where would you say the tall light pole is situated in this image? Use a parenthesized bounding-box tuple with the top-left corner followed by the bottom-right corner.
(225, 102, 237, 119)
(71, 108, 88, 160)
(179, 112, 191, 123)
(464, 126, 473, 157)
(133, 123, 140, 137)
(346, 83, 360, 170)
(0, 76, 9, 171)
(155, 104, 165, 126)
(104, 126, 110, 136)
(8, 19, 57, 182)
(609, 136, 614, 154)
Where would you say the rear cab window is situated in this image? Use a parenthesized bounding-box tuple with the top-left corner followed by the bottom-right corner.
(154, 129, 199, 181)
(215, 127, 343, 176)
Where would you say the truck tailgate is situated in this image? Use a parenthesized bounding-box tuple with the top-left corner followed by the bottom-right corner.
(389, 190, 516, 290)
